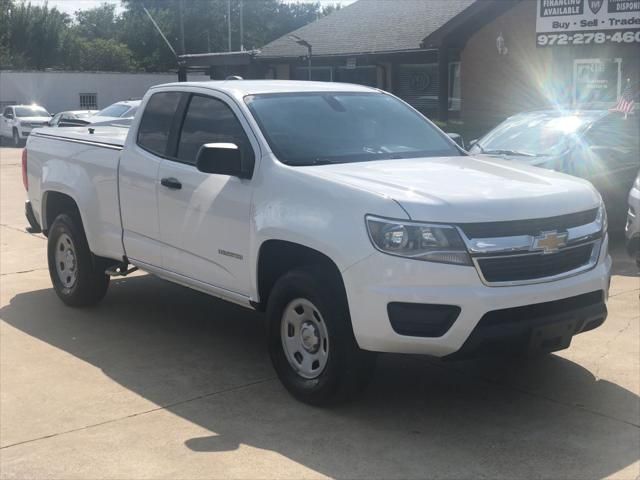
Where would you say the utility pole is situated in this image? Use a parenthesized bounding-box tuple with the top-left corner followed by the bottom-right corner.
(289, 35, 313, 81)
(239, 0, 244, 51)
(178, 0, 185, 55)
(227, 0, 232, 52)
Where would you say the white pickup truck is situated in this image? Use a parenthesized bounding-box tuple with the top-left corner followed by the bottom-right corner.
(23, 80, 611, 404)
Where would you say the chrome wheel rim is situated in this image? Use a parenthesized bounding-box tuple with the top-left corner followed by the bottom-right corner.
(281, 298, 329, 379)
(55, 233, 78, 290)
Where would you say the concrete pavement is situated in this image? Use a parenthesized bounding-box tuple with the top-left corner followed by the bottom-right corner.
(1, 146, 638, 479)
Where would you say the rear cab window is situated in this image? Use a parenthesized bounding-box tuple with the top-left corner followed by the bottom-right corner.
(136, 92, 183, 157)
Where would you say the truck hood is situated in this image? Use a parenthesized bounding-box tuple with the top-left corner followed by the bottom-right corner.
(300, 156, 600, 223)
(477, 152, 558, 169)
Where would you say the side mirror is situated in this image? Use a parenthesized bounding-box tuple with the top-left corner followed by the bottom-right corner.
(468, 139, 478, 148)
(5, 113, 13, 119)
(446, 132, 465, 149)
(196, 143, 248, 178)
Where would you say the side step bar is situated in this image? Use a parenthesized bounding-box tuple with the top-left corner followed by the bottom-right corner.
(105, 262, 138, 277)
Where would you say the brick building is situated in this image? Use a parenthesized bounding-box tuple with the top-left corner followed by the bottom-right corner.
(179, 0, 640, 137)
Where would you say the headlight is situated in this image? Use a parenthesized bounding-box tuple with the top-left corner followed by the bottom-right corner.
(366, 216, 471, 265)
(596, 202, 607, 233)
(19, 121, 29, 127)
(634, 175, 640, 190)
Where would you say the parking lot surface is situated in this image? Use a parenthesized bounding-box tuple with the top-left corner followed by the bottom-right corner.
(1, 146, 638, 479)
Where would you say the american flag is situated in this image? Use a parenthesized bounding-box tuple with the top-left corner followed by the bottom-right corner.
(611, 82, 636, 115)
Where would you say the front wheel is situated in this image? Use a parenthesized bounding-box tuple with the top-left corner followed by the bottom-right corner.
(47, 213, 109, 306)
(267, 265, 375, 405)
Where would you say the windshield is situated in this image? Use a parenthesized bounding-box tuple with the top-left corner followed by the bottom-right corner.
(472, 113, 600, 157)
(15, 106, 49, 117)
(73, 111, 94, 119)
(96, 104, 131, 118)
(245, 92, 461, 166)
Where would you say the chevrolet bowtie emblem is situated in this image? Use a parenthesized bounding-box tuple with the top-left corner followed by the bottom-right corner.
(532, 231, 568, 254)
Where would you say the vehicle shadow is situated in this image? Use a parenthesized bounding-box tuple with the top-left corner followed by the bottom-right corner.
(1, 275, 638, 479)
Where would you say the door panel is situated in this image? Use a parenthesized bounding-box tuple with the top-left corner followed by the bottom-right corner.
(158, 161, 253, 294)
(119, 147, 164, 265)
(119, 91, 184, 266)
(157, 93, 256, 295)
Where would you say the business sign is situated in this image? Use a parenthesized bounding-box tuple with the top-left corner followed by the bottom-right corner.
(536, 0, 640, 46)
(573, 58, 621, 104)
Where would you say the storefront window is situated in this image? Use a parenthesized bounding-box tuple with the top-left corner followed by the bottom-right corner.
(448, 62, 461, 111)
(336, 66, 378, 87)
(395, 64, 439, 114)
(573, 59, 622, 107)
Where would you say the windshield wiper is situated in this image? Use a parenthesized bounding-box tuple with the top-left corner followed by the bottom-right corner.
(295, 158, 343, 166)
(482, 149, 537, 157)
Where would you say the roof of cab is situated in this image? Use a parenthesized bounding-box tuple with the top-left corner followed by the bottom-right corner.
(150, 80, 378, 98)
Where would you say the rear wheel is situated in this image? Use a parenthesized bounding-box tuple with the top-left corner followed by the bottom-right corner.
(267, 265, 375, 405)
(47, 213, 109, 306)
(12, 128, 21, 147)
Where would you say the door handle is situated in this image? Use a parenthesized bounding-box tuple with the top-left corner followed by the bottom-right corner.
(160, 177, 182, 190)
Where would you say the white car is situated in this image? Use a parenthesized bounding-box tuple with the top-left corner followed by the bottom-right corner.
(1, 104, 51, 146)
(87, 100, 140, 124)
(625, 171, 640, 266)
(23, 80, 611, 405)
(48, 110, 98, 127)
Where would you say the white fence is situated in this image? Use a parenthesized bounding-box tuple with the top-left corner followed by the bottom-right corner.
(0, 70, 209, 113)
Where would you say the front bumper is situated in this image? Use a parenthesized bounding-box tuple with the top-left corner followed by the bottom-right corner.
(342, 235, 611, 357)
(625, 185, 640, 257)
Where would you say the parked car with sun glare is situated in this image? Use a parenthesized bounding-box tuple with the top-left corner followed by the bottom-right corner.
(87, 100, 140, 124)
(625, 171, 640, 266)
(49, 110, 98, 128)
(1, 104, 51, 147)
(469, 110, 640, 232)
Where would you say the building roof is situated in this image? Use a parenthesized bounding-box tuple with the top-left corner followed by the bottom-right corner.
(258, 0, 476, 59)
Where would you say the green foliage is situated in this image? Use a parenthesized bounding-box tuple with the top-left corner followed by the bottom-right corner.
(0, 0, 339, 72)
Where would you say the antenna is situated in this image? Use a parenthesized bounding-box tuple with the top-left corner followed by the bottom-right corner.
(143, 6, 178, 59)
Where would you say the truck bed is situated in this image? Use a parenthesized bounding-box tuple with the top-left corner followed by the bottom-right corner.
(26, 125, 128, 262)
(31, 125, 128, 149)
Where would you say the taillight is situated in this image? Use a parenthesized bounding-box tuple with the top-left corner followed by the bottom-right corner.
(21, 148, 28, 191)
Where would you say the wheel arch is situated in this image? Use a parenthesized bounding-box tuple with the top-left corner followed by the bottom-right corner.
(255, 239, 346, 311)
(41, 190, 83, 236)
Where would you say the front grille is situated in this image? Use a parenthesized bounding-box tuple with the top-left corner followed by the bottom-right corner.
(459, 209, 598, 238)
(477, 243, 594, 283)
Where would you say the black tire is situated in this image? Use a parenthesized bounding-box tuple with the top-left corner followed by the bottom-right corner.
(267, 265, 376, 406)
(12, 128, 22, 147)
(47, 213, 109, 307)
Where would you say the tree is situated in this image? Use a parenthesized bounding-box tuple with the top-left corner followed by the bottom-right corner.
(73, 3, 119, 41)
(79, 39, 138, 71)
(5, 1, 70, 69)
(0, 0, 13, 67)
(1, 0, 341, 71)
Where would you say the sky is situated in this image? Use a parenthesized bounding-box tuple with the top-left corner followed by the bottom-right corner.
(29, 0, 355, 16)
